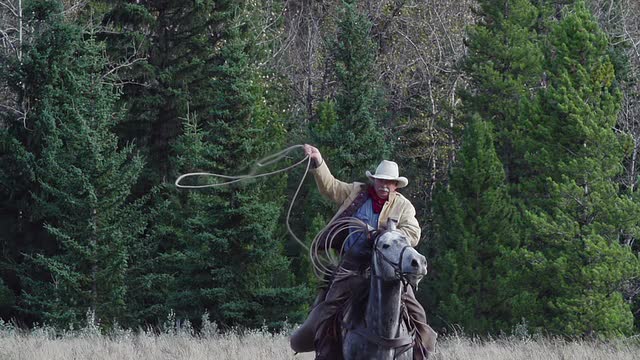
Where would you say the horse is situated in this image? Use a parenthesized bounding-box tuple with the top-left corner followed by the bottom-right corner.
(341, 219, 428, 360)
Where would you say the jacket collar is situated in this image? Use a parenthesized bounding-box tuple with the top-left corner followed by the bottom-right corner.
(387, 190, 397, 203)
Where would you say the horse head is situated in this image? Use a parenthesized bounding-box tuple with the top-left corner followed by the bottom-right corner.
(372, 219, 427, 289)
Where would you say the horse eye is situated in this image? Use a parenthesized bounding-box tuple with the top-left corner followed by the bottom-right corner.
(382, 244, 390, 249)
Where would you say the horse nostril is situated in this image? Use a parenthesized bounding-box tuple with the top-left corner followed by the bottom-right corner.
(411, 259, 419, 268)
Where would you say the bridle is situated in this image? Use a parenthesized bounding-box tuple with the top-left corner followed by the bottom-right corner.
(371, 230, 415, 289)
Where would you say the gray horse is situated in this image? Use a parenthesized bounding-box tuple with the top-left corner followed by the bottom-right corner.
(342, 220, 428, 360)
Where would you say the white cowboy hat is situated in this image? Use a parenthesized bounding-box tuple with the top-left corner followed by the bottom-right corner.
(366, 160, 408, 188)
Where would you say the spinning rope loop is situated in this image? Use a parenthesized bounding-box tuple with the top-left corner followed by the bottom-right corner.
(175, 145, 311, 253)
(175, 144, 371, 282)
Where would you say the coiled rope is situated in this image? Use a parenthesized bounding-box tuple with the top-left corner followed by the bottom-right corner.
(309, 217, 370, 282)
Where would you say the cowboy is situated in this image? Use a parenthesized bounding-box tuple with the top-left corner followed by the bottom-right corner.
(290, 144, 437, 360)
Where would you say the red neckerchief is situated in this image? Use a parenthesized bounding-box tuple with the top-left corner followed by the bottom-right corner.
(368, 186, 387, 214)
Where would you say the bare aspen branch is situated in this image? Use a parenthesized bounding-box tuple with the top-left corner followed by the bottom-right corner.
(100, 38, 148, 87)
(102, 80, 151, 89)
(102, 56, 147, 80)
(0, 0, 18, 18)
(0, 102, 29, 129)
(0, 28, 19, 56)
(61, 0, 88, 16)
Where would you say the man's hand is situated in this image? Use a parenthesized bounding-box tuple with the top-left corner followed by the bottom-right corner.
(304, 144, 323, 167)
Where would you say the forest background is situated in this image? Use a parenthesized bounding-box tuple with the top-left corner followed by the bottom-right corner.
(2, 0, 640, 340)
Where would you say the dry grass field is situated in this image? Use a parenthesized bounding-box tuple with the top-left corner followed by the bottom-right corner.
(2, 332, 640, 360)
(1, 321, 640, 360)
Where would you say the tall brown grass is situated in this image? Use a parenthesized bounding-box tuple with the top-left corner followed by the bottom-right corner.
(0, 327, 313, 360)
(1, 320, 639, 360)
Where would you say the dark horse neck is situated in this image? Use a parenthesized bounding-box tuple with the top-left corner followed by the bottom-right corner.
(366, 274, 403, 340)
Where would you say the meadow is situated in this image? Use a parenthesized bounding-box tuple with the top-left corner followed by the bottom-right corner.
(1, 322, 639, 360)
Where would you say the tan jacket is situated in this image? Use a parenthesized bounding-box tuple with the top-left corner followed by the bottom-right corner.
(311, 161, 421, 247)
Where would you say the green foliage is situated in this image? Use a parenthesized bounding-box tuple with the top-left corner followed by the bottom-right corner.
(138, 1, 309, 330)
(311, 1, 389, 181)
(303, 1, 390, 272)
(24, 0, 64, 21)
(0, 128, 36, 321)
(2, 4, 146, 329)
(0, 278, 14, 311)
(461, 0, 543, 185)
(296, 1, 393, 295)
(93, 0, 233, 191)
(427, 116, 521, 334)
(509, 2, 640, 337)
(456, 0, 640, 338)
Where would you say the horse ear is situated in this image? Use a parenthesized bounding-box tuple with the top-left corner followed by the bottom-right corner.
(386, 218, 397, 231)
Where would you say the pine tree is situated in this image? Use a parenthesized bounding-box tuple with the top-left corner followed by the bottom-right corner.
(458, 0, 640, 337)
(149, 2, 309, 329)
(427, 116, 521, 334)
(508, 1, 640, 337)
(0, 0, 52, 325)
(442, 0, 544, 335)
(3, 1, 145, 328)
(0, 278, 14, 317)
(460, 0, 543, 185)
(81, 0, 237, 327)
(311, 0, 389, 181)
(94, 0, 233, 190)
(0, 126, 34, 322)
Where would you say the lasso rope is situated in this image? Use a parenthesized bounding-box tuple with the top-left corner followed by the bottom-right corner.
(175, 144, 370, 281)
(175, 144, 311, 251)
(309, 217, 369, 282)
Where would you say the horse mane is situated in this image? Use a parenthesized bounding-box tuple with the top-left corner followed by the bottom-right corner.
(309, 217, 371, 282)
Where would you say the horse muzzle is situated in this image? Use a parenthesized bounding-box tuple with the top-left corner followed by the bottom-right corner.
(401, 250, 427, 287)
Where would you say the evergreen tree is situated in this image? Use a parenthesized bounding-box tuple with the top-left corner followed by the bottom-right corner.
(508, 1, 640, 337)
(0, 278, 14, 317)
(2, 1, 145, 328)
(458, 0, 640, 337)
(0, 125, 35, 322)
(149, 1, 309, 329)
(427, 116, 521, 334)
(311, 0, 389, 181)
(460, 0, 543, 185)
(443, 0, 543, 335)
(81, 0, 236, 327)
(95, 0, 232, 190)
(0, 0, 54, 326)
